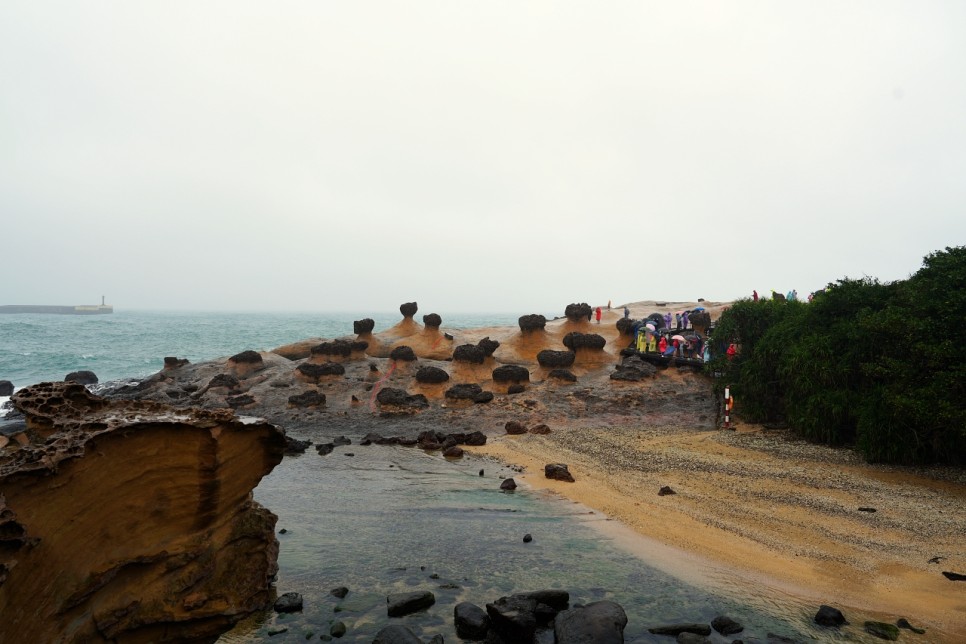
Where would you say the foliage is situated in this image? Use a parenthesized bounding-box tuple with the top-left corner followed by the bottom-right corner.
(710, 246, 966, 465)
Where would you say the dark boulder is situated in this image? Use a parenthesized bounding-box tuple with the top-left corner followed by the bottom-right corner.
(288, 390, 326, 408)
(311, 340, 353, 358)
(711, 615, 744, 635)
(329, 621, 346, 638)
(611, 356, 657, 381)
(297, 362, 345, 379)
(505, 420, 527, 435)
(537, 350, 575, 368)
(387, 590, 435, 617)
(507, 384, 525, 394)
(446, 383, 484, 400)
(422, 313, 442, 328)
(229, 350, 262, 364)
(399, 302, 418, 318)
(548, 369, 577, 382)
(443, 445, 464, 458)
(415, 366, 450, 384)
(390, 345, 417, 361)
(658, 486, 676, 496)
(562, 332, 606, 351)
(284, 437, 312, 455)
(273, 592, 303, 613)
(163, 357, 189, 370)
(523, 533, 532, 542)
(377, 387, 429, 410)
(677, 634, 712, 644)
(331, 586, 349, 599)
(226, 394, 255, 408)
(545, 463, 575, 482)
(689, 311, 712, 330)
(454, 601, 490, 640)
(864, 621, 899, 640)
(500, 478, 517, 491)
(942, 571, 966, 581)
(814, 605, 847, 627)
(554, 600, 627, 644)
(529, 424, 551, 435)
(615, 318, 637, 336)
(464, 431, 487, 446)
(354, 318, 375, 334)
(372, 625, 423, 644)
(453, 344, 486, 364)
(316, 443, 335, 455)
(207, 373, 239, 390)
(0, 380, 13, 396)
(64, 370, 98, 385)
(333, 436, 351, 446)
(473, 391, 494, 404)
(648, 624, 711, 637)
(485, 596, 538, 642)
(477, 337, 500, 356)
(896, 618, 926, 634)
(492, 365, 530, 383)
(518, 314, 547, 332)
(564, 303, 592, 321)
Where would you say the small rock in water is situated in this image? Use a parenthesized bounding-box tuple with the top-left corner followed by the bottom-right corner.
(864, 620, 900, 640)
(278, 528, 288, 535)
(523, 533, 533, 543)
(329, 621, 347, 638)
(330, 586, 349, 599)
(273, 592, 303, 613)
(711, 615, 743, 635)
(814, 605, 847, 627)
(267, 626, 288, 636)
(479, 469, 485, 477)
(500, 478, 517, 491)
(545, 463, 575, 482)
(896, 617, 926, 634)
(658, 486, 676, 496)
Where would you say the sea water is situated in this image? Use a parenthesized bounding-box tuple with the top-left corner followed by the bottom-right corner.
(0, 311, 901, 643)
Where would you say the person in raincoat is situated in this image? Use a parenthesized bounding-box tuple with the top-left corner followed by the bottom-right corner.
(664, 312, 672, 329)
(658, 335, 668, 355)
(703, 343, 711, 362)
(595, 307, 602, 324)
(635, 327, 647, 352)
(726, 343, 737, 360)
(648, 332, 657, 353)
(623, 306, 630, 319)
(682, 311, 690, 330)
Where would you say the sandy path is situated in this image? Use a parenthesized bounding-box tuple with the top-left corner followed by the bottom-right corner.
(470, 422, 966, 640)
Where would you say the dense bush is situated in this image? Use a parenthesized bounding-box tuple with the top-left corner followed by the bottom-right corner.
(710, 246, 966, 465)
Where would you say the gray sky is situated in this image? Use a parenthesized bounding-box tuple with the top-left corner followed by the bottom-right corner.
(2, 1, 964, 314)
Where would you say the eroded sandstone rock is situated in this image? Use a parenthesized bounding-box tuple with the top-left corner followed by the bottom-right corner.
(0, 382, 285, 643)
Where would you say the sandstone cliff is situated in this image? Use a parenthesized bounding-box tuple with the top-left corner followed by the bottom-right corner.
(0, 382, 285, 643)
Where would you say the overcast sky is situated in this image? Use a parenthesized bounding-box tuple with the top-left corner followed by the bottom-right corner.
(1, 1, 963, 314)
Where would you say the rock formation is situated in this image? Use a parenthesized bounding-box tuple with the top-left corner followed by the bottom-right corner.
(562, 332, 606, 351)
(389, 346, 418, 362)
(400, 302, 418, 318)
(422, 313, 442, 329)
(537, 350, 576, 368)
(227, 350, 264, 378)
(0, 382, 285, 643)
(353, 318, 375, 335)
(564, 303, 592, 322)
(518, 314, 547, 332)
(65, 370, 98, 385)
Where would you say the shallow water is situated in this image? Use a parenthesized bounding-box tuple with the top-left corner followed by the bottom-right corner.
(219, 433, 893, 643)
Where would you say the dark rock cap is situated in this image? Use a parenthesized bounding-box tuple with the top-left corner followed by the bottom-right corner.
(492, 365, 530, 383)
(453, 344, 485, 364)
(518, 314, 547, 332)
(422, 313, 442, 328)
(354, 318, 375, 334)
(564, 303, 593, 321)
(389, 346, 417, 362)
(537, 350, 575, 368)
(64, 370, 98, 385)
(562, 332, 606, 351)
(399, 302, 418, 318)
(415, 366, 450, 384)
(229, 350, 262, 364)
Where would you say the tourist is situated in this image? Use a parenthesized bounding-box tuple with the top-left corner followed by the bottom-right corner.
(753, 289, 758, 302)
(648, 333, 657, 353)
(664, 312, 672, 330)
(726, 343, 737, 360)
(595, 306, 602, 324)
(623, 306, 630, 319)
(703, 343, 711, 362)
(682, 310, 689, 330)
(675, 313, 681, 330)
(658, 335, 668, 355)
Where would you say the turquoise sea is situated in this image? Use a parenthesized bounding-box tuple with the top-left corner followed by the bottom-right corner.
(0, 310, 903, 642)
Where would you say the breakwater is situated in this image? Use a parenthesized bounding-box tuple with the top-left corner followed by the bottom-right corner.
(0, 304, 114, 315)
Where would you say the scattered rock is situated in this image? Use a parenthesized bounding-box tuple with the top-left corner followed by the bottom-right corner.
(274, 592, 303, 613)
(372, 624, 423, 644)
(528, 424, 551, 435)
(454, 601, 490, 640)
(647, 624, 712, 637)
(858, 507, 877, 513)
(422, 313, 442, 328)
(287, 390, 326, 408)
(658, 486, 676, 496)
(500, 478, 517, 491)
(283, 437, 312, 455)
(311, 340, 353, 358)
(163, 357, 189, 370)
(896, 618, 925, 634)
(0, 380, 13, 396)
(329, 621, 346, 638)
(226, 394, 255, 408)
(296, 362, 345, 381)
(676, 634, 711, 644)
(376, 387, 428, 410)
(545, 463, 575, 482)
(555, 600, 627, 644)
(864, 621, 900, 640)
(711, 615, 744, 635)
(229, 350, 262, 364)
(507, 384, 525, 394)
(206, 373, 239, 390)
(64, 370, 98, 385)
(387, 590, 435, 617)
(523, 533, 532, 543)
(443, 445, 464, 458)
(445, 384, 492, 403)
(814, 605, 847, 627)
(505, 421, 527, 435)
(942, 571, 966, 581)
(330, 586, 349, 599)
(316, 443, 335, 456)
(548, 369, 577, 382)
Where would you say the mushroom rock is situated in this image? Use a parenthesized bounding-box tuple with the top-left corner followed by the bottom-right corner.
(453, 344, 486, 364)
(445, 384, 493, 404)
(492, 365, 530, 384)
(537, 350, 576, 368)
(564, 303, 592, 322)
(477, 337, 500, 357)
(389, 346, 418, 362)
(518, 314, 547, 333)
(64, 370, 98, 385)
(163, 357, 190, 371)
(350, 340, 369, 359)
(227, 350, 264, 379)
(415, 366, 450, 384)
(615, 318, 637, 338)
(422, 313, 442, 329)
(399, 302, 418, 318)
(309, 340, 354, 363)
(375, 387, 429, 414)
(353, 318, 376, 335)
(0, 382, 285, 643)
(295, 362, 345, 383)
(562, 333, 606, 351)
